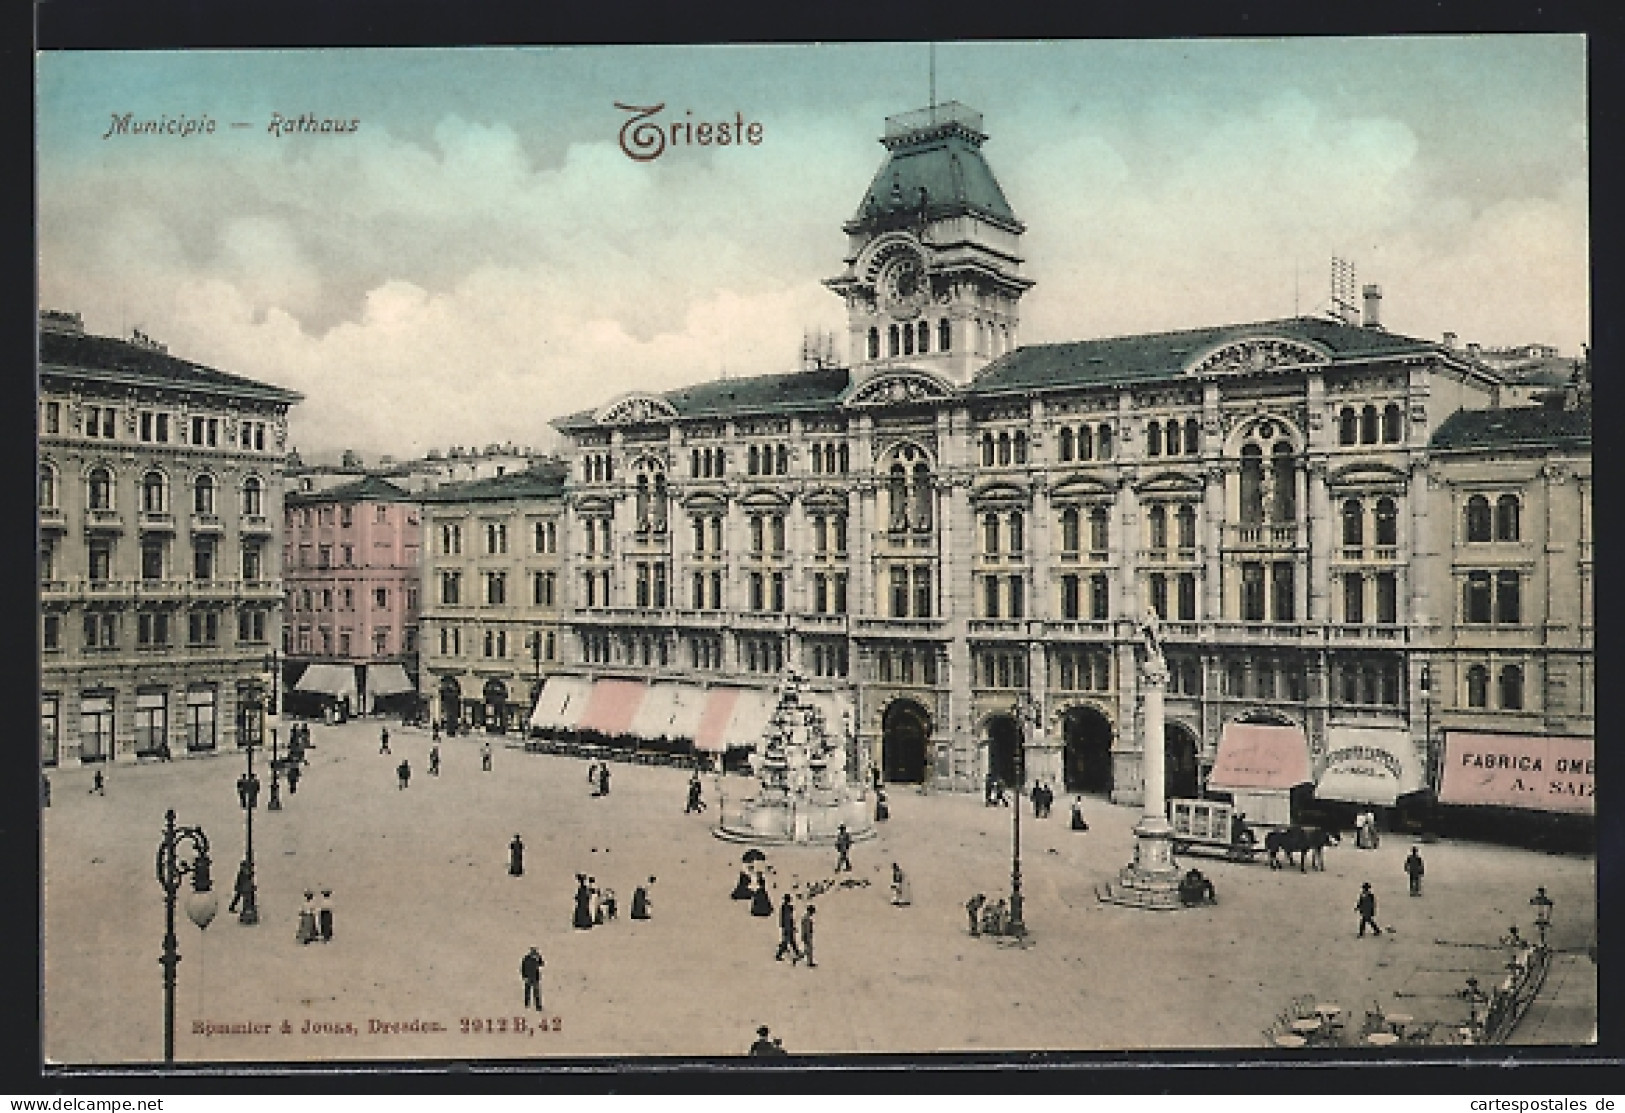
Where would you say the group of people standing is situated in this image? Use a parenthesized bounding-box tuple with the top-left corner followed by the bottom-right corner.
(572, 872, 654, 928)
(964, 892, 1012, 937)
(1029, 782, 1058, 818)
(588, 762, 612, 797)
(295, 888, 335, 944)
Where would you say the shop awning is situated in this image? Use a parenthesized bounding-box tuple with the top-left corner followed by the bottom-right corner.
(1315, 726, 1425, 806)
(690, 686, 778, 753)
(365, 663, 414, 699)
(1438, 732, 1594, 815)
(1206, 722, 1312, 792)
(293, 663, 357, 703)
(627, 682, 708, 742)
(576, 679, 648, 736)
(529, 675, 593, 732)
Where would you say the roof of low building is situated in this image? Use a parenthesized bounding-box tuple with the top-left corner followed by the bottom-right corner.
(39, 321, 303, 405)
(1430, 402, 1591, 451)
(285, 475, 414, 505)
(418, 462, 568, 504)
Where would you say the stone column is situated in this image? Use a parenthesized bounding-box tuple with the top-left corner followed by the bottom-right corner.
(1098, 648, 1185, 910)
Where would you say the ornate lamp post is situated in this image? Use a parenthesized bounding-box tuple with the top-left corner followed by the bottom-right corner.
(156, 809, 217, 1063)
(1530, 887, 1554, 949)
(1009, 694, 1040, 938)
(267, 650, 283, 812)
(237, 688, 262, 925)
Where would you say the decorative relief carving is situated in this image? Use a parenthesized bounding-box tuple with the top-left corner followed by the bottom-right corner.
(596, 394, 678, 426)
(1188, 338, 1329, 378)
(847, 372, 952, 409)
(736, 418, 791, 436)
(1542, 462, 1571, 483)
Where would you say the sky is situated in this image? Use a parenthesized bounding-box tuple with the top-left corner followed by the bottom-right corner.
(36, 38, 1588, 461)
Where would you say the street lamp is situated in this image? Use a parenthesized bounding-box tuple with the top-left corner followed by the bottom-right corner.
(1530, 887, 1554, 949)
(156, 809, 217, 1063)
(1009, 694, 1040, 939)
(237, 688, 262, 925)
(266, 651, 283, 812)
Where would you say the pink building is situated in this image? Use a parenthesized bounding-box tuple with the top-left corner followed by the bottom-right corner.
(282, 476, 423, 715)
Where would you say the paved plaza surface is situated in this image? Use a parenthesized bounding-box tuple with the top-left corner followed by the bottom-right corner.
(43, 717, 1596, 1064)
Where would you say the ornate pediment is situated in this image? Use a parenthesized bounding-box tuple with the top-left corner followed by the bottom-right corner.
(1326, 461, 1410, 490)
(802, 488, 851, 512)
(1135, 470, 1205, 496)
(1186, 337, 1331, 378)
(572, 495, 615, 516)
(1049, 475, 1117, 503)
(843, 369, 955, 409)
(970, 481, 1031, 506)
(739, 487, 792, 510)
(595, 393, 678, 426)
(680, 491, 728, 512)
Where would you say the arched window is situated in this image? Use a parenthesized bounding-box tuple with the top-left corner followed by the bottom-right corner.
(1089, 506, 1109, 552)
(1061, 507, 1080, 553)
(1014, 431, 1028, 465)
(141, 471, 166, 513)
(1146, 421, 1162, 457)
(917, 320, 929, 353)
(867, 327, 880, 360)
(983, 512, 1000, 555)
(1495, 495, 1520, 542)
(1339, 407, 1358, 446)
(1499, 664, 1524, 710)
(1097, 424, 1113, 459)
(193, 474, 216, 514)
(888, 464, 909, 531)
(1176, 504, 1197, 550)
(1360, 404, 1379, 445)
(1184, 418, 1200, 456)
(1148, 505, 1167, 551)
(938, 318, 951, 352)
(1382, 403, 1403, 443)
(912, 461, 933, 530)
(88, 466, 113, 510)
(1009, 511, 1024, 553)
(652, 473, 668, 531)
(1079, 425, 1094, 461)
(902, 323, 914, 355)
(1341, 498, 1364, 546)
(888, 325, 900, 357)
(1165, 420, 1181, 456)
(1466, 665, 1489, 708)
(775, 445, 788, 475)
(748, 446, 760, 476)
(981, 433, 995, 467)
(1059, 427, 1074, 462)
(1239, 444, 1263, 524)
(998, 432, 1011, 466)
(1271, 442, 1295, 520)
(635, 474, 651, 527)
(39, 463, 57, 509)
(1374, 497, 1398, 546)
(1465, 495, 1492, 542)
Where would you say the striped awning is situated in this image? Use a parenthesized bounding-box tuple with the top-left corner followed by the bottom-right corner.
(629, 682, 708, 741)
(529, 675, 593, 731)
(575, 679, 648, 736)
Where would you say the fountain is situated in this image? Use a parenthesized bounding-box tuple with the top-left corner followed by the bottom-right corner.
(714, 673, 874, 845)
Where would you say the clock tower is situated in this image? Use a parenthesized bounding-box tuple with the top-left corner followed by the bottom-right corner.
(825, 102, 1034, 388)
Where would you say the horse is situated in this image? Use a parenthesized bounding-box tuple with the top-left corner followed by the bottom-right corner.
(1265, 826, 1340, 871)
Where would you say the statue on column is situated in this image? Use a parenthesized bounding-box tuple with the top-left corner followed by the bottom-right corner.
(1138, 608, 1167, 678)
(1259, 462, 1277, 524)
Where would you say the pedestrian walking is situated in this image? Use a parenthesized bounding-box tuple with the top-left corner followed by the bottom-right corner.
(432, 720, 441, 743)
(1070, 797, 1089, 831)
(90, 769, 105, 796)
(296, 891, 318, 944)
(572, 874, 594, 930)
(228, 860, 254, 913)
(775, 893, 802, 963)
(1404, 847, 1425, 897)
(509, 834, 525, 876)
(602, 886, 618, 921)
(750, 873, 773, 917)
(397, 759, 411, 790)
(1030, 782, 1043, 817)
(834, 823, 853, 872)
(236, 774, 250, 810)
(966, 893, 986, 937)
(1356, 882, 1382, 937)
(890, 863, 912, 906)
(685, 773, 705, 813)
(481, 741, 492, 772)
(429, 745, 441, 776)
(874, 788, 889, 822)
(631, 876, 655, 919)
(598, 764, 611, 796)
(731, 869, 754, 900)
(318, 889, 334, 942)
(590, 877, 605, 925)
(379, 726, 391, 754)
(800, 904, 817, 968)
(521, 947, 545, 1011)
(984, 773, 997, 806)
(287, 762, 301, 795)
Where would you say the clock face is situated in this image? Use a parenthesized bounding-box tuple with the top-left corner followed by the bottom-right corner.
(880, 255, 928, 319)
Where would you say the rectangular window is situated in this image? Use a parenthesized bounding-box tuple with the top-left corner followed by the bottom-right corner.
(1061, 575, 1080, 620)
(374, 587, 388, 608)
(1149, 573, 1168, 620)
(636, 563, 651, 608)
(486, 574, 506, 606)
(890, 567, 909, 618)
(771, 571, 785, 612)
(834, 516, 848, 554)
(913, 567, 932, 619)
(653, 563, 667, 608)
(750, 572, 764, 611)
(1495, 571, 1521, 624)
(984, 576, 1000, 618)
(1465, 572, 1493, 624)
(442, 572, 461, 606)
(1178, 572, 1198, 622)
(693, 571, 706, 610)
(43, 614, 61, 650)
(1343, 573, 1365, 624)
(89, 540, 113, 582)
(1009, 576, 1025, 619)
(318, 545, 332, 569)
(1242, 562, 1266, 622)
(375, 628, 390, 655)
(833, 574, 848, 615)
(142, 541, 165, 581)
(1090, 573, 1110, 621)
(44, 401, 60, 435)
(1271, 562, 1294, 622)
(193, 542, 215, 581)
(1376, 572, 1398, 625)
(814, 573, 828, 614)
(242, 545, 262, 582)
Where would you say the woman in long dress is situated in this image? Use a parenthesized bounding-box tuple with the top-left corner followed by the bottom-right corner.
(1071, 797, 1089, 831)
(631, 877, 654, 920)
(731, 869, 754, 900)
(890, 863, 912, 906)
(572, 874, 594, 930)
(750, 873, 773, 917)
(296, 890, 319, 944)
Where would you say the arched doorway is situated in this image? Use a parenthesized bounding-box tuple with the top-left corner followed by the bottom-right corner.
(1165, 721, 1200, 800)
(1063, 704, 1114, 795)
(985, 714, 1023, 788)
(483, 678, 509, 734)
(438, 676, 461, 729)
(881, 699, 931, 783)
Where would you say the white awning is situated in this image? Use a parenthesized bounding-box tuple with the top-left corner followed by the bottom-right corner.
(365, 663, 414, 699)
(294, 664, 357, 703)
(718, 687, 779, 751)
(629, 682, 708, 742)
(1315, 726, 1424, 806)
(528, 675, 593, 731)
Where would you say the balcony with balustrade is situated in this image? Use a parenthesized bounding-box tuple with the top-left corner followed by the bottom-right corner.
(1228, 523, 1298, 549)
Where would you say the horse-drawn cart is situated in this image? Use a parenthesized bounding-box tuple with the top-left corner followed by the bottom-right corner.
(1169, 798, 1259, 862)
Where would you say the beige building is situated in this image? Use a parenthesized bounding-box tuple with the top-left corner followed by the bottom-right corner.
(38, 310, 301, 764)
(416, 464, 569, 732)
(542, 102, 1593, 821)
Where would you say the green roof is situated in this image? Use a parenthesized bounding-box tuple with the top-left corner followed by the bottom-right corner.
(39, 325, 303, 405)
(418, 463, 567, 504)
(847, 104, 1020, 234)
(1430, 403, 1591, 450)
(968, 317, 1441, 395)
(553, 366, 852, 432)
(286, 475, 413, 505)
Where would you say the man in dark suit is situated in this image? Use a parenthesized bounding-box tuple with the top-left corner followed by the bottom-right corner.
(775, 893, 802, 963)
(1356, 882, 1381, 936)
(520, 947, 544, 1011)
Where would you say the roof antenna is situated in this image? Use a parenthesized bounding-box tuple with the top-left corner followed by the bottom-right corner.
(929, 42, 936, 113)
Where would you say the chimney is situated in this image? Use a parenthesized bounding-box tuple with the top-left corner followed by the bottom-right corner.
(1361, 284, 1382, 329)
(1442, 331, 1458, 349)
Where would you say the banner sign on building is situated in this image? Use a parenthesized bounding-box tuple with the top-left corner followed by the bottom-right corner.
(1438, 732, 1594, 814)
